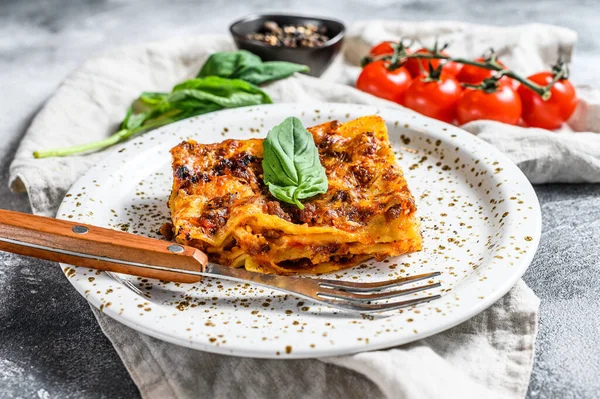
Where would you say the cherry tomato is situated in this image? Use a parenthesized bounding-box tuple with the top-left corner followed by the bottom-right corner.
(403, 75, 463, 123)
(457, 57, 515, 88)
(517, 72, 577, 130)
(457, 85, 522, 125)
(404, 48, 462, 78)
(356, 60, 413, 104)
(369, 41, 396, 56)
(440, 57, 462, 78)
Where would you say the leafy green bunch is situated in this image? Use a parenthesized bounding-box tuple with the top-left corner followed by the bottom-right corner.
(34, 51, 308, 158)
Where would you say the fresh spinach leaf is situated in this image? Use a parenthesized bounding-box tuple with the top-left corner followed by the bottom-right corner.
(262, 117, 328, 209)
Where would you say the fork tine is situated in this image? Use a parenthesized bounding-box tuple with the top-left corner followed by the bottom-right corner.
(204, 263, 443, 314)
(322, 294, 442, 314)
(317, 271, 441, 292)
(318, 282, 441, 302)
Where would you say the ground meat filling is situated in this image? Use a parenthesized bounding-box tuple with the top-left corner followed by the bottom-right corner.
(198, 193, 237, 234)
(315, 243, 341, 254)
(212, 158, 233, 176)
(175, 165, 210, 191)
(342, 205, 375, 225)
(278, 258, 314, 269)
(159, 223, 174, 240)
(355, 132, 379, 156)
(330, 190, 349, 203)
(265, 200, 292, 222)
(176, 165, 191, 180)
(351, 164, 374, 186)
(385, 204, 403, 221)
(382, 166, 398, 181)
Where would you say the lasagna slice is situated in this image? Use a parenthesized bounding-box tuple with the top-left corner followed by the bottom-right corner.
(168, 115, 422, 275)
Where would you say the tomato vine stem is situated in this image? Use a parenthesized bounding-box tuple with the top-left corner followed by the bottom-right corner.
(363, 43, 567, 101)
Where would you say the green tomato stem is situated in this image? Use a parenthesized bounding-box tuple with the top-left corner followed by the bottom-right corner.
(539, 65, 567, 100)
(371, 50, 554, 99)
(403, 53, 549, 97)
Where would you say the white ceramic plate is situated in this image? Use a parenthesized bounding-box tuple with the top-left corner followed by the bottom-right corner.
(57, 103, 541, 358)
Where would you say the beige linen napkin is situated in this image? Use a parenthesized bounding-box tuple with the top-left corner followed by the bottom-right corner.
(13, 21, 599, 398)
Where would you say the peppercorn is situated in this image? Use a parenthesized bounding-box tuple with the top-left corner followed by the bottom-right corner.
(246, 21, 329, 48)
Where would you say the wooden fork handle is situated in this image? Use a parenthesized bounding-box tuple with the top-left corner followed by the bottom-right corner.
(0, 209, 206, 283)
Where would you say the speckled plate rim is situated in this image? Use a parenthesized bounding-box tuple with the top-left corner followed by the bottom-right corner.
(56, 103, 541, 359)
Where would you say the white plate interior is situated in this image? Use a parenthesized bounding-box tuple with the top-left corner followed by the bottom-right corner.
(58, 104, 541, 358)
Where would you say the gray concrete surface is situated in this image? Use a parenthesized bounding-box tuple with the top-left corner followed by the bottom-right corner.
(1, 0, 599, 397)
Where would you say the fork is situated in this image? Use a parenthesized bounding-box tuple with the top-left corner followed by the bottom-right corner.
(0, 209, 441, 314)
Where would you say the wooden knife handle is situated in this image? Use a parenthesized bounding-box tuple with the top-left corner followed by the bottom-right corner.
(0, 209, 206, 283)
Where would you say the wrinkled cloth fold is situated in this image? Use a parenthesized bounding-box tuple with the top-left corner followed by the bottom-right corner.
(14, 20, 600, 398)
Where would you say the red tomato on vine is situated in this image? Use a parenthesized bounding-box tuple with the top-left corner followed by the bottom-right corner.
(457, 85, 522, 125)
(404, 74, 463, 123)
(405, 48, 462, 78)
(369, 41, 396, 57)
(517, 72, 577, 130)
(457, 57, 515, 88)
(356, 60, 413, 104)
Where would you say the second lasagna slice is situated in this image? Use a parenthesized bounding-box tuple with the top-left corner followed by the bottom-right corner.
(169, 115, 422, 274)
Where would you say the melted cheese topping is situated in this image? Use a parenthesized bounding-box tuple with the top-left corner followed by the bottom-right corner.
(168, 115, 422, 274)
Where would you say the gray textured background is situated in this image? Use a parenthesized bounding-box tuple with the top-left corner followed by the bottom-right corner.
(1, 0, 599, 398)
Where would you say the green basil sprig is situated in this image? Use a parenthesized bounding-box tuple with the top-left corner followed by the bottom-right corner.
(34, 77, 271, 158)
(262, 117, 328, 209)
(198, 50, 310, 85)
(122, 75, 271, 131)
(34, 51, 308, 158)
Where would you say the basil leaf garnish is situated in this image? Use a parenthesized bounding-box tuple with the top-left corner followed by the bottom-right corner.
(232, 61, 310, 85)
(198, 50, 262, 79)
(198, 50, 309, 85)
(262, 117, 328, 209)
(171, 76, 272, 105)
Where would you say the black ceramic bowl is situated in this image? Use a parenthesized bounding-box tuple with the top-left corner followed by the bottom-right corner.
(229, 14, 345, 77)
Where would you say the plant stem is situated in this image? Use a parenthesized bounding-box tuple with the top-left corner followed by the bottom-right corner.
(32, 110, 189, 158)
(400, 53, 549, 97)
(541, 65, 567, 98)
(369, 50, 554, 99)
(33, 129, 133, 158)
